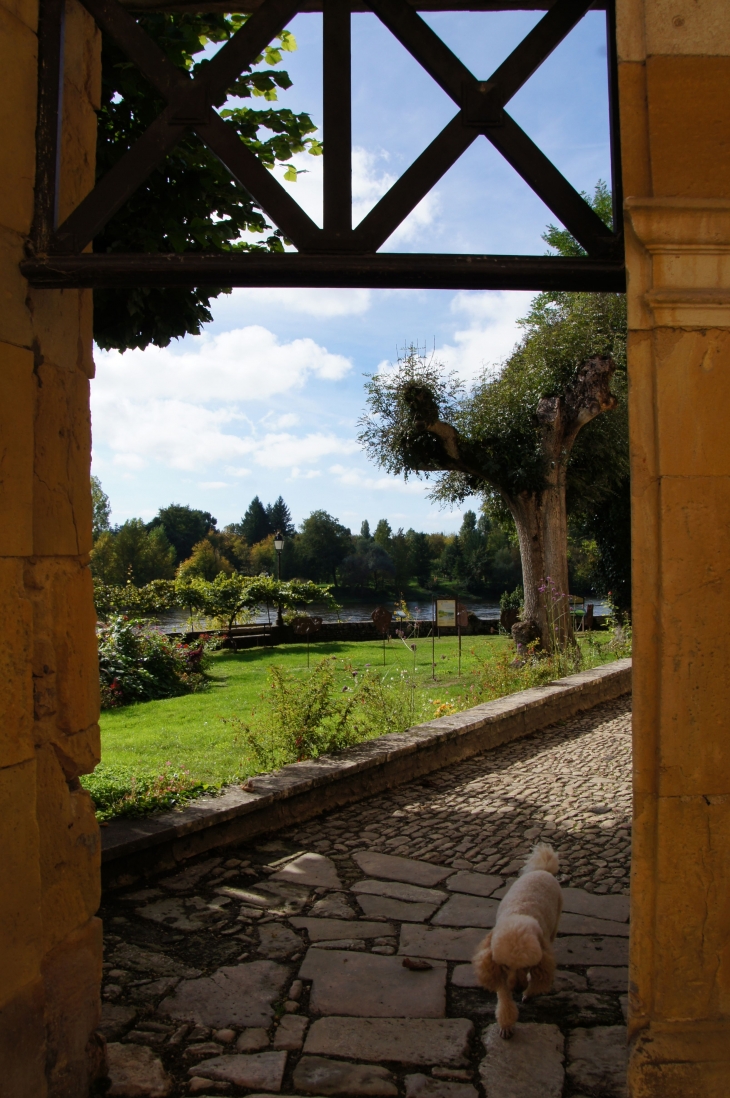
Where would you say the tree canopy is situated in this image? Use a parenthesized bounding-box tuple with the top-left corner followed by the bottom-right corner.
(148, 504, 217, 562)
(94, 13, 321, 351)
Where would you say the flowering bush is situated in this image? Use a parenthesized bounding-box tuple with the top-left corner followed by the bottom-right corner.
(98, 615, 211, 708)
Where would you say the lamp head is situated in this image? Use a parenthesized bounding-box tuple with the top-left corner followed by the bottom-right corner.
(274, 533, 284, 552)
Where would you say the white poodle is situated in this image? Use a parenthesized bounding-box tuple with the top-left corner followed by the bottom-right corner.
(472, 843, 562, 1037)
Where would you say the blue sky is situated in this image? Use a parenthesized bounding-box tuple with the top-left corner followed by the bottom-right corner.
(91, 8, 612, 534)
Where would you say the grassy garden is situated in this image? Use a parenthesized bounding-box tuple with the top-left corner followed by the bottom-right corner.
(83, 629, 625, 821)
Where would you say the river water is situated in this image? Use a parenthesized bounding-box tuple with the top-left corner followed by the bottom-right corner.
(155, 596, 612, 631)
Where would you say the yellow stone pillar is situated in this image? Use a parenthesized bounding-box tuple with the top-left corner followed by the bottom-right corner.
(618, 2, 730, 1093)
(0, 0, 103, 1093)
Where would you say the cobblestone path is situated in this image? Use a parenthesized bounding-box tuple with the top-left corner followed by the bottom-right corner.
(100, 696, 632, 1098)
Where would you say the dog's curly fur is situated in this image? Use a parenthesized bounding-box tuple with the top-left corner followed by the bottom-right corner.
(472, 843, 562, 1038)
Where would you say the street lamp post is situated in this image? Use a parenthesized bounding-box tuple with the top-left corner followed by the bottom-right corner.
(274, 532, 284, 628)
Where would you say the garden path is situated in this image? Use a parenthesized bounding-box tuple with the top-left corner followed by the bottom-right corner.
(100, 696, 632, 1097)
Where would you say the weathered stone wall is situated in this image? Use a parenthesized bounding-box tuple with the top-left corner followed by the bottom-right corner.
(0, 0, 103, 1093)
(617, 2, 730, 1093)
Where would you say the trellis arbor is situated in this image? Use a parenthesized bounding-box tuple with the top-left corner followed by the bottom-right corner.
(24, 0, 624, 293)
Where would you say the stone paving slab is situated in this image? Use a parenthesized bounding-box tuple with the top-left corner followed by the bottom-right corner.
(561, 889, 630, 922)
(188, 1050, 287, 1090)
(303, 1017, 474, 1065)
(159, 962, 289, 1028)
(558, 913, 630, 937)
(405, 1073, 478, 1097)
(356, 895, 440, 923)
(291, 918, 396, 941)
(299, 949, 447, 1017)
(352, 880, 448, 904)
(480, 1023, 565, 1098)
(554, 936, 630, 967)
(399, 925, 486, 961)
(293, 1055, 398, 1096)
(566, 1026, 628, 1098)
(354, 852, 454, 887)
(272, 853, 342, 890)
(445, 872, 503, 897)
(107, 1042, 172, 1097)
(431, 895, 499, 928)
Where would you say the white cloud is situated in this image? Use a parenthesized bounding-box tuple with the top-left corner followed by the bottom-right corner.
(434, 290, 534, 381)
(94, 326, 352, 404)
(199, 481, 229, 489)
(329, 464, 428, 494)
(230, 286, 371, 318)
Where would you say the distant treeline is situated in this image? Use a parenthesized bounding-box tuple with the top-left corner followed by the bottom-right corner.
(90, 483, 601, 599)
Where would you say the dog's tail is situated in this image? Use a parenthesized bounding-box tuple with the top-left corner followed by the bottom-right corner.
(520, 842, 559, 876)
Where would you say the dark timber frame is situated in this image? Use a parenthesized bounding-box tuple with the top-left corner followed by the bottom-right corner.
(23, 0, 625, 291)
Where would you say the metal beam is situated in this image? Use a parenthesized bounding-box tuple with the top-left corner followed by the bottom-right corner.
(21, 252, 626, 291)
(323, 0, 352, 240)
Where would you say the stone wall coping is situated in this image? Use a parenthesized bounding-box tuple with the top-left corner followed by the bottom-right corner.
(100, 658, 631, 887)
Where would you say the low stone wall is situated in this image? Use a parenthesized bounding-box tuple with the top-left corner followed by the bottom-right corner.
(101, 658, 631, 889)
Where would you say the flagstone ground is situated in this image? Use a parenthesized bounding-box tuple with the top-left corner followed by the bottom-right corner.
(99, 695, 631, 1097)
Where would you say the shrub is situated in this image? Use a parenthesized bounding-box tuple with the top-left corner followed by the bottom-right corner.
(98, 615, 210, 708)
(224, 657, 427, 771)
(81, 762, 212, 821)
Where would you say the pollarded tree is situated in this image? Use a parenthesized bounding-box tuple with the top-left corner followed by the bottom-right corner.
(359, 304, 627, 648)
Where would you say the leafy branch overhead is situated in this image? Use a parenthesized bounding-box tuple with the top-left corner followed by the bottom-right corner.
(95, 12, 321, 351)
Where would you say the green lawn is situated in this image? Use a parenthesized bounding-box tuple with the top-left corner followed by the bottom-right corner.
(97, 632, 613, 786)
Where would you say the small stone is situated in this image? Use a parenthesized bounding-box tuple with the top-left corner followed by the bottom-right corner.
(188, 1027, 211, 1042)
(169, 1024, 190, 1045)
(288, 979, 303, 1000)
(216, 880, 311, 915)
(159, 961, 289, 1028)
(566, 1026, 628, 1098)
(271, 852, 342, 889)
(188, 1079, 231, 1094)
(561, 888, 630, 923)
(405, 1072, 477, 1097)
(586, 967, 629, 992)
(554, 936, 629, 967)
(293, 1056, 398, 1096)
(213, 1029, 236, 1044)
(100, 1003, 138, 1041)
(312, 938, 367, 951)
(235, 1029, 269, 1052)
(352, 880, 448, 904)
(357, 895, 439, 923)
(480, 1023, 564, 1098)
(189, 1052, 287, 1092)
(310, 895, 357, 920)
(399, 925, 486, 962)
(106, 1042, 172, 1097)
(273, 1015, 309, 1050)
(445, 872, 503, 897)
(300, 947, 447, 1017)
(304, 1017, 474, 1066)
(257, 922, 302, 959)
(111, 944, 201, 980)
(353, 852, 453, 887)
(371, 945, 396, 955)
(183, 1042, 224, 1060)
(291, 918, 395, 941)
(283, 1000, 300, 1012)
(104, 985, 123, 1000)
(431, 895, 499, 928)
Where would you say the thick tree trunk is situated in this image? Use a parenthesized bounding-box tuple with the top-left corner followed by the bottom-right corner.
(506, 481, 571, 651)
